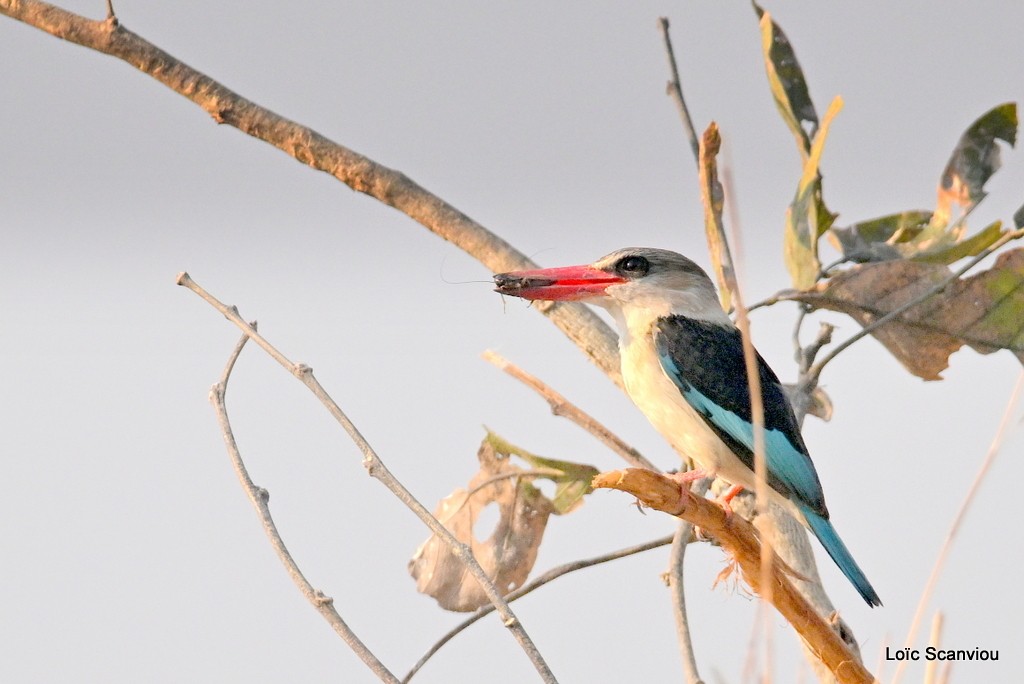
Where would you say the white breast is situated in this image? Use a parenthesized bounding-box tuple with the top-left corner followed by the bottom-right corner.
(618, 325, 768, 496)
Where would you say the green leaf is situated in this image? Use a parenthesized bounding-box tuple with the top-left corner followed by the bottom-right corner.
(911, 221, 1009, 265)
(932, 102, 1017, 229)
(784, 96, 842, 289)
(485, 431, 599, 515)
(755, 3, 818, 157)
(829, 210, 933, 262)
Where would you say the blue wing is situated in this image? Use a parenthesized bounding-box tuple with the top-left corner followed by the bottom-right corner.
(654, 316, 882, 606)
(653, 316, 826, 516)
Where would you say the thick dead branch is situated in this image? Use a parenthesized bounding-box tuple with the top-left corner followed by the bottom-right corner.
(0, 0, 621, 388)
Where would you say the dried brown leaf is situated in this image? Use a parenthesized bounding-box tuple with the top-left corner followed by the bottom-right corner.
(795, 248, 1024, 380)
(408, 438, 554, 612)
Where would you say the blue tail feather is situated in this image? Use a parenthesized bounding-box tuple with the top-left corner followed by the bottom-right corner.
(798, 503, 882, 607)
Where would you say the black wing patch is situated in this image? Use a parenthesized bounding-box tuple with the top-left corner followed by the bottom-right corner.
(653, 315, 827, 516)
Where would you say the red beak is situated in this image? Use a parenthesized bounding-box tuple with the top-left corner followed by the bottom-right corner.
(493, 264, 625, 301)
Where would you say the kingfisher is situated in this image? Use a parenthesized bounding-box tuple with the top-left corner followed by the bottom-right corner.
(494, 247, 881, 606)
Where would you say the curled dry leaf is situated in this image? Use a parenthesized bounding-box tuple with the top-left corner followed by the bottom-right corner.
(933, 102, 1017, 229)
(409, 433, 597, 612)
(795, 248, 1024, 380)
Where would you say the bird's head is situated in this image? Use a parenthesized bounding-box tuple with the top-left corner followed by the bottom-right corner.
(494, 247, 725, 323)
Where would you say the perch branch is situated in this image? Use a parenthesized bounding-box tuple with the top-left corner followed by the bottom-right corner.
(593, 469, 876, 684)
(403, 534, 674, 682)
(483, 350, 657, 471)
(177, 272, 557, 684)
(210, 328, 400, 683)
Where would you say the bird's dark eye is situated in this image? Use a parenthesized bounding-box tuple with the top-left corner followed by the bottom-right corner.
(616, 255, 650, 277)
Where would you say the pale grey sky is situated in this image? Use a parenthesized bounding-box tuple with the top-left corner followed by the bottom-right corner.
(2, 1, 1022, 682)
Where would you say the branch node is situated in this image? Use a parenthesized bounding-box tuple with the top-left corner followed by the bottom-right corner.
(256, 487, 269, 503)
(314, 590, 335, 607)
(104, 0, 119, 27)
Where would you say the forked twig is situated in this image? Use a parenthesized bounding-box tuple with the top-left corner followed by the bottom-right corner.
(403, 534, 674, 682)
(178, 272, 558, 684)
(209, 327, 400, 683)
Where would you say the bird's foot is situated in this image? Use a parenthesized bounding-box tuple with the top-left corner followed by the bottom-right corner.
(665, 468, 707, 487)
(714, 484, 745, 519)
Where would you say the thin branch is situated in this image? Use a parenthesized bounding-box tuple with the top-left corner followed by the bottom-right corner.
(890, 371, 1024, 684)
(806, 227, 1024, 383)
(210, 327, 400, 683)
(403, 534, 674, 683)
(701, 124, 857, 683)
(177, 272, 558, 684)
(593, 469, 876, 684)
(0, 0, 622, 389)
(698, 123, 774, 675)
(482, 350, 658, 471)
(747, 288, 801, 312)
(923, 612, 944, 684)
(658, 17, 700, 164)
(668, 478, 711, 684)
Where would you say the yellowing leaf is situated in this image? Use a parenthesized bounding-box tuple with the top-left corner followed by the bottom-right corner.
(795, 248, 1024, 380)
(784, 96, 842, 289)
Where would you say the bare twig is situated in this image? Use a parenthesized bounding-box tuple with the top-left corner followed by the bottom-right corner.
(658, 17, 700, 163)
(923, 612, 944, 684)
(483, 350, 658, 471)
(403, 534, 674, 683)
(177, 272, 558, 684)
(747, 288, 801, 312)
(593, 469, 876, 684)
(667, 478, 712, 684)
(891, 371, 1024, 684)
(698, 123, 775, 675)
(0, 0, 622, 389)
(806, 227, 1024, 383)
(210, 327, 400, 682)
